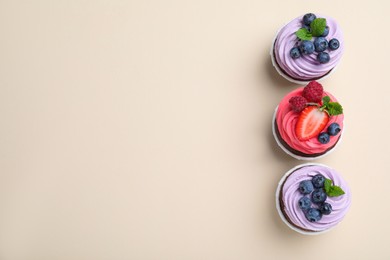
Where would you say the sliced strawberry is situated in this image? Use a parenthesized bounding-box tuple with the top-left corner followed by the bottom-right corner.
(296, 106, 329, 141)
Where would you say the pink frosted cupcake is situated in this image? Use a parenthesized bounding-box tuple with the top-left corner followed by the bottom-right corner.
(276, 163, 351, 235)
(271, 13, 343, 84)
(272, 81, 344, 160)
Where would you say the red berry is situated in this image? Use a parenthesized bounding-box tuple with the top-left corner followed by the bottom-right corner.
(289, 96, 307, 112)
(303, 81, 324, 103)
(295, 106, 329, 141)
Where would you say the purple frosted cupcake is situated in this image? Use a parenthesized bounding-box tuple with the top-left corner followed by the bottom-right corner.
(271, 13, 344, 84)
(276, 163, 351, 235)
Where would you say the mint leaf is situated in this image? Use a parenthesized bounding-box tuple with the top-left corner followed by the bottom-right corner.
(327, 102, 343, 116)
(324, 178, 345, 197)
(322, 96, 330, 104)
(327, 186, 345, 197)
(320, 96, 343, 116)
(324, 178, 332, 193)
(310, 18, 326, 37)
(295, 28, 312, 40)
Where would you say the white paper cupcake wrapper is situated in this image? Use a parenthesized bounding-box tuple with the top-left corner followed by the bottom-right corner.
(275, 163, 337, 235)
(270, 30, 338, 85)
(272, 106, 344, 161)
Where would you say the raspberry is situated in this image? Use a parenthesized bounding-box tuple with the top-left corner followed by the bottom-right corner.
(289, 96, 307, 112)
(303, 81, 324, 102)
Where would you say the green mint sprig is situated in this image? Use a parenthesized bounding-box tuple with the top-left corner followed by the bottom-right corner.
(324, 178, 345, 197)
(320, 96, 343, 116)
(296, 18, 327, 40)
(295, 28, 312, 41)
(310, 18, 326, 37)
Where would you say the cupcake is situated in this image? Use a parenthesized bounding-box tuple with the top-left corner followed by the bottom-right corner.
(272, 81, 344, 160)
(276, 163, 351, 235)
(271, 13, 343, 84)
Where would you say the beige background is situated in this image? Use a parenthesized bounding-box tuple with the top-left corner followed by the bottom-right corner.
(0, 0, 389, 259)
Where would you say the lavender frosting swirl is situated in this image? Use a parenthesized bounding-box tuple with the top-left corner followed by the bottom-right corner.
(274, 14, 344, 80)
(282, 164, 351, 232)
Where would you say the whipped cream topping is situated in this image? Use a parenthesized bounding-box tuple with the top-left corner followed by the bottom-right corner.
(274, 14, 344, 80)
(275, 87, 343, 155)
(282, 165, 351, 232)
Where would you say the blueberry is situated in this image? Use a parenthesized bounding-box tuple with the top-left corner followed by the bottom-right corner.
(299, 40, 315, 55)
(312, 174, 325, 188)
(314, 37, 328, 52)
(319, 202, 333, 215)
(318, 132, 330, 143)
(329, 38, 340, 50)
(298, 196, 311, 210)
(299, 180, 314, 194)
(327, 123, 341, 136)
(305, 208, 322, 222)
(303, 13, 316, 26)
(317, 52, 330, 64)
(321, 26, 329, 37)
(311, 189, 327, 204)
(290, 47, 301, 59)
(302, 25, 311, 32)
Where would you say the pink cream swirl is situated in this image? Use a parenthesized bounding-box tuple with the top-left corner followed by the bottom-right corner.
(282, 164, 351, 232)
(276, 87, 344, 155)
(274, 14, 344, 80)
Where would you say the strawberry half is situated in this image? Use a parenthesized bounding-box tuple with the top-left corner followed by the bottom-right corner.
(296, 106, 329, 141)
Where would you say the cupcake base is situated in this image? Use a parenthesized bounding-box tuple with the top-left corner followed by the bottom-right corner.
(275, 163, 335, 235)
(272, 106, 344, 160)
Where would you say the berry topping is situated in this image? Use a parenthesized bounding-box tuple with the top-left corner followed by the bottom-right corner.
(314, 37, 328, 52)
(298, 196, 311, 210)
(312, 174, 326, 188)
(321, 26, 329, 37)
(311, 189, 327, 204)
(302, 24, 311, 32)
(302, 81, 323, 103)
(289, 96, 307, 112)
(299, 180, 314, 194)
(295, 106, 329, 141)
(294, 15, 335, 65)
(303, 13, 316, 26)
(329, 38, 340, 50)
(290, 47, 301, 59)
(317, 52, 330, 64)
(319, 202, 333, 215)
(318, 132, 330, 144)
(327, 123, 341, 136)
(305, 208, 322, 222)
(299, 40, 315, 55)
